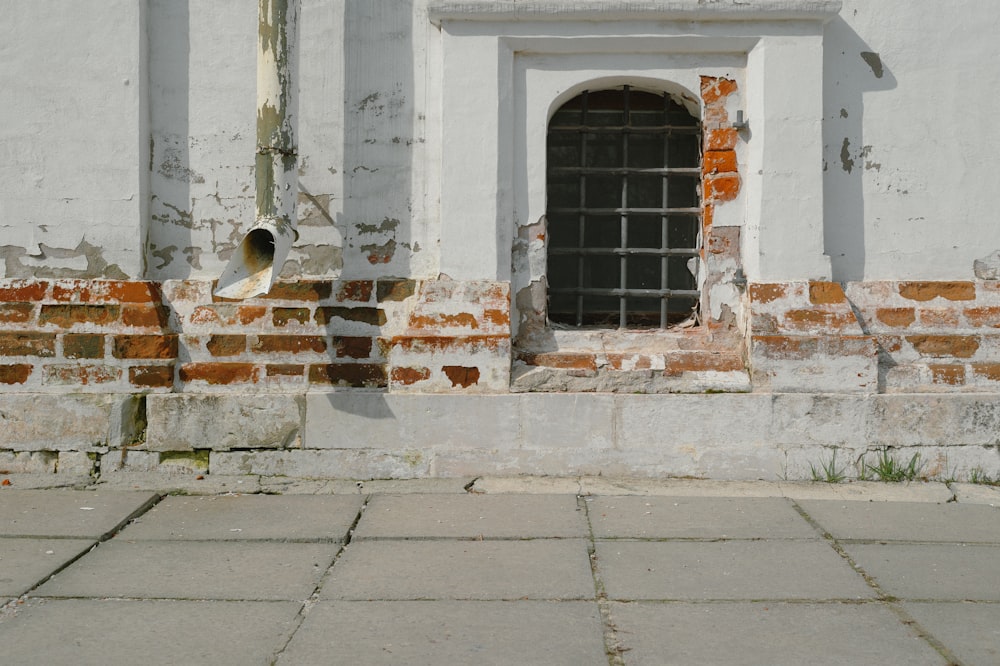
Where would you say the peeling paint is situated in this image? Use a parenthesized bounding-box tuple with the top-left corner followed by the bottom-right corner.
(860, 51, 884, 79)
(361, 238, 396, 264)
(1, 241, 127, 279)
(840, 137, 855, 173)
(356, 218, 400, 235)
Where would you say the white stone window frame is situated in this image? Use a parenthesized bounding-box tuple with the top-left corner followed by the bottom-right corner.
(427, 0, 841, 342)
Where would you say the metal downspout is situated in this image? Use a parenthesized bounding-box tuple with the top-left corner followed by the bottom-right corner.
(215, 0, 299, 299)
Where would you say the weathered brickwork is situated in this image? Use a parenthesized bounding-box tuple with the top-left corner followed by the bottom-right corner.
(2, 277, 1000, 480)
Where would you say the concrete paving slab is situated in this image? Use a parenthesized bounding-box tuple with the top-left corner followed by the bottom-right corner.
(95, 473, 260, 495)
(121, 494, 363, 541)
(950, 482, 1000, 507)
(322, 539, 594, 600)
(354, 494, 587, 539)
(903, 602, 1000, 666)
(588, 496, 816, 539)
(278, 600, 607, 665)
(845, 544, 1000, 601)
(472, 476, 584, 494)
(0, 474, 92, 490)
(0, 598, 300, 666)
(33, 540, 337, 601)
(780, 481, 953, 503)
(611, 601, 944, 665)
(798, 500, 1000, 543)
(0, 490, 158, 538)
(595, 540, 875, 601)
(0, 538, 94, 596)
(259, 477, 473, 495)
(583, 478, 788, 498)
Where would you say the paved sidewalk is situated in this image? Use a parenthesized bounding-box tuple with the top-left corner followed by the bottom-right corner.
(1, 479, 999, 665)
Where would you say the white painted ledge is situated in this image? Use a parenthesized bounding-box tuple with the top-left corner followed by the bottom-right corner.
(429, 0, 843, 23)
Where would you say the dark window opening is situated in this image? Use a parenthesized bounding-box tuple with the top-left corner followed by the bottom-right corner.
(546, 86, 701, 329)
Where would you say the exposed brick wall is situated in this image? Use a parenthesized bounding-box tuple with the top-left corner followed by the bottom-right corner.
(3, 277, 999, 396)
(749, 280, 1000, 393)
(0, 278, 420, 393)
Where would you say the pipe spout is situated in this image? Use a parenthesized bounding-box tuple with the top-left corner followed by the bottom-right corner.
(215, 0, 299, 299)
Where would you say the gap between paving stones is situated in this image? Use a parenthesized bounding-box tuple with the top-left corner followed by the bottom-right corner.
(580, 494, 627, 666)
(790, 499, 963, 665)
(2, 492, 164, 606)
(270, 494, 372, 662)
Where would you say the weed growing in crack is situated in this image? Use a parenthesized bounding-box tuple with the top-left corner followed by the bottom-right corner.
(969, 466, 1000, 486)
(810, 449, 847, 483)
(864, 447, 924, 482)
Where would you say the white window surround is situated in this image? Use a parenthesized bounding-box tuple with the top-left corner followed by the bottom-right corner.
(426, 0, 842, 337)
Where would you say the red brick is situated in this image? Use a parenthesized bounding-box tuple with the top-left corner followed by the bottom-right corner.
(702, 203, 714, 230)
(749, 283, 786, 304)
(752, 336, 816, 360)
(122, 304, 170, 328)
(965, 307, 1000, 328)
(315, 307, 386, 327)
(0, 280, 48, 302)
(898, 281, 975, 302)
(876, 335, 904, 353)
(972, 363, 1000, 381)
(0, 303, 34, 324)
(179, 363, 260, 385)
(252, 335, 326, 354)
(0, 333, 56, 357)
(272, 307, 311, 327)
(808, 282, 846, 305)
(482, 309, 509, 327)
(266, 364, 305, 377)
(43, 364, 121, 386)
(336, 280, 374, 303)
(700, 76, 738, 104)
(930, 364, 966, 385)
(783, 309, 857, 331)
(63, 334, 105, 359)
(260, 281, 333, 301)
(112, 335, 179, 359)
(391, 366, 431, 385)
(906, 335, 980, 358)
(39, 305, 120, 328)
(129, 365, 175, 388)
(207, 334, 246, 357)
(409, 312, 479, 330)
(519, 352, 597, 371)
(0, 364, 32, 384)
(443, 365, 480, 388)
(918, 308, 960, 328)
(238, 306, 267, 325)
(189, 306, 224, 325)
(308, 363, 388, 388)
(664, 352, 744, 375)
(705, 128, 738, 151)
(702, 150, 738, 175)
(392, 335, 508, 354)
(376, 279, 417, 302)
(704, 175, 740, 202)
(333, 336, 373, 359)
(876, 308, 916, 328)
(52, 280, 161, 303)
(751, 313, 779, 335)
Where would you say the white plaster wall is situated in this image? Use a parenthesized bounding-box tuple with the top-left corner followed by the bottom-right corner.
(2, 0, 999, 283)
(823, 0, 1000, 281)
(0, 0, 146, 278)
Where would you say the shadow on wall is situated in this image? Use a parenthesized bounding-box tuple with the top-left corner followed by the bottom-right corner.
(318, 0, 417, 425)
(146, 0, 194, 279)
(338, 0, 415, 279)
(822, 16, 897, 282)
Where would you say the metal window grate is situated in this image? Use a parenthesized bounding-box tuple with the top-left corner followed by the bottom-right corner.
(546, 86, 701, 329)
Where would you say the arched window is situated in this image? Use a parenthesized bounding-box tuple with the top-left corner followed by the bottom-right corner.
(546, 85, 701, 329)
